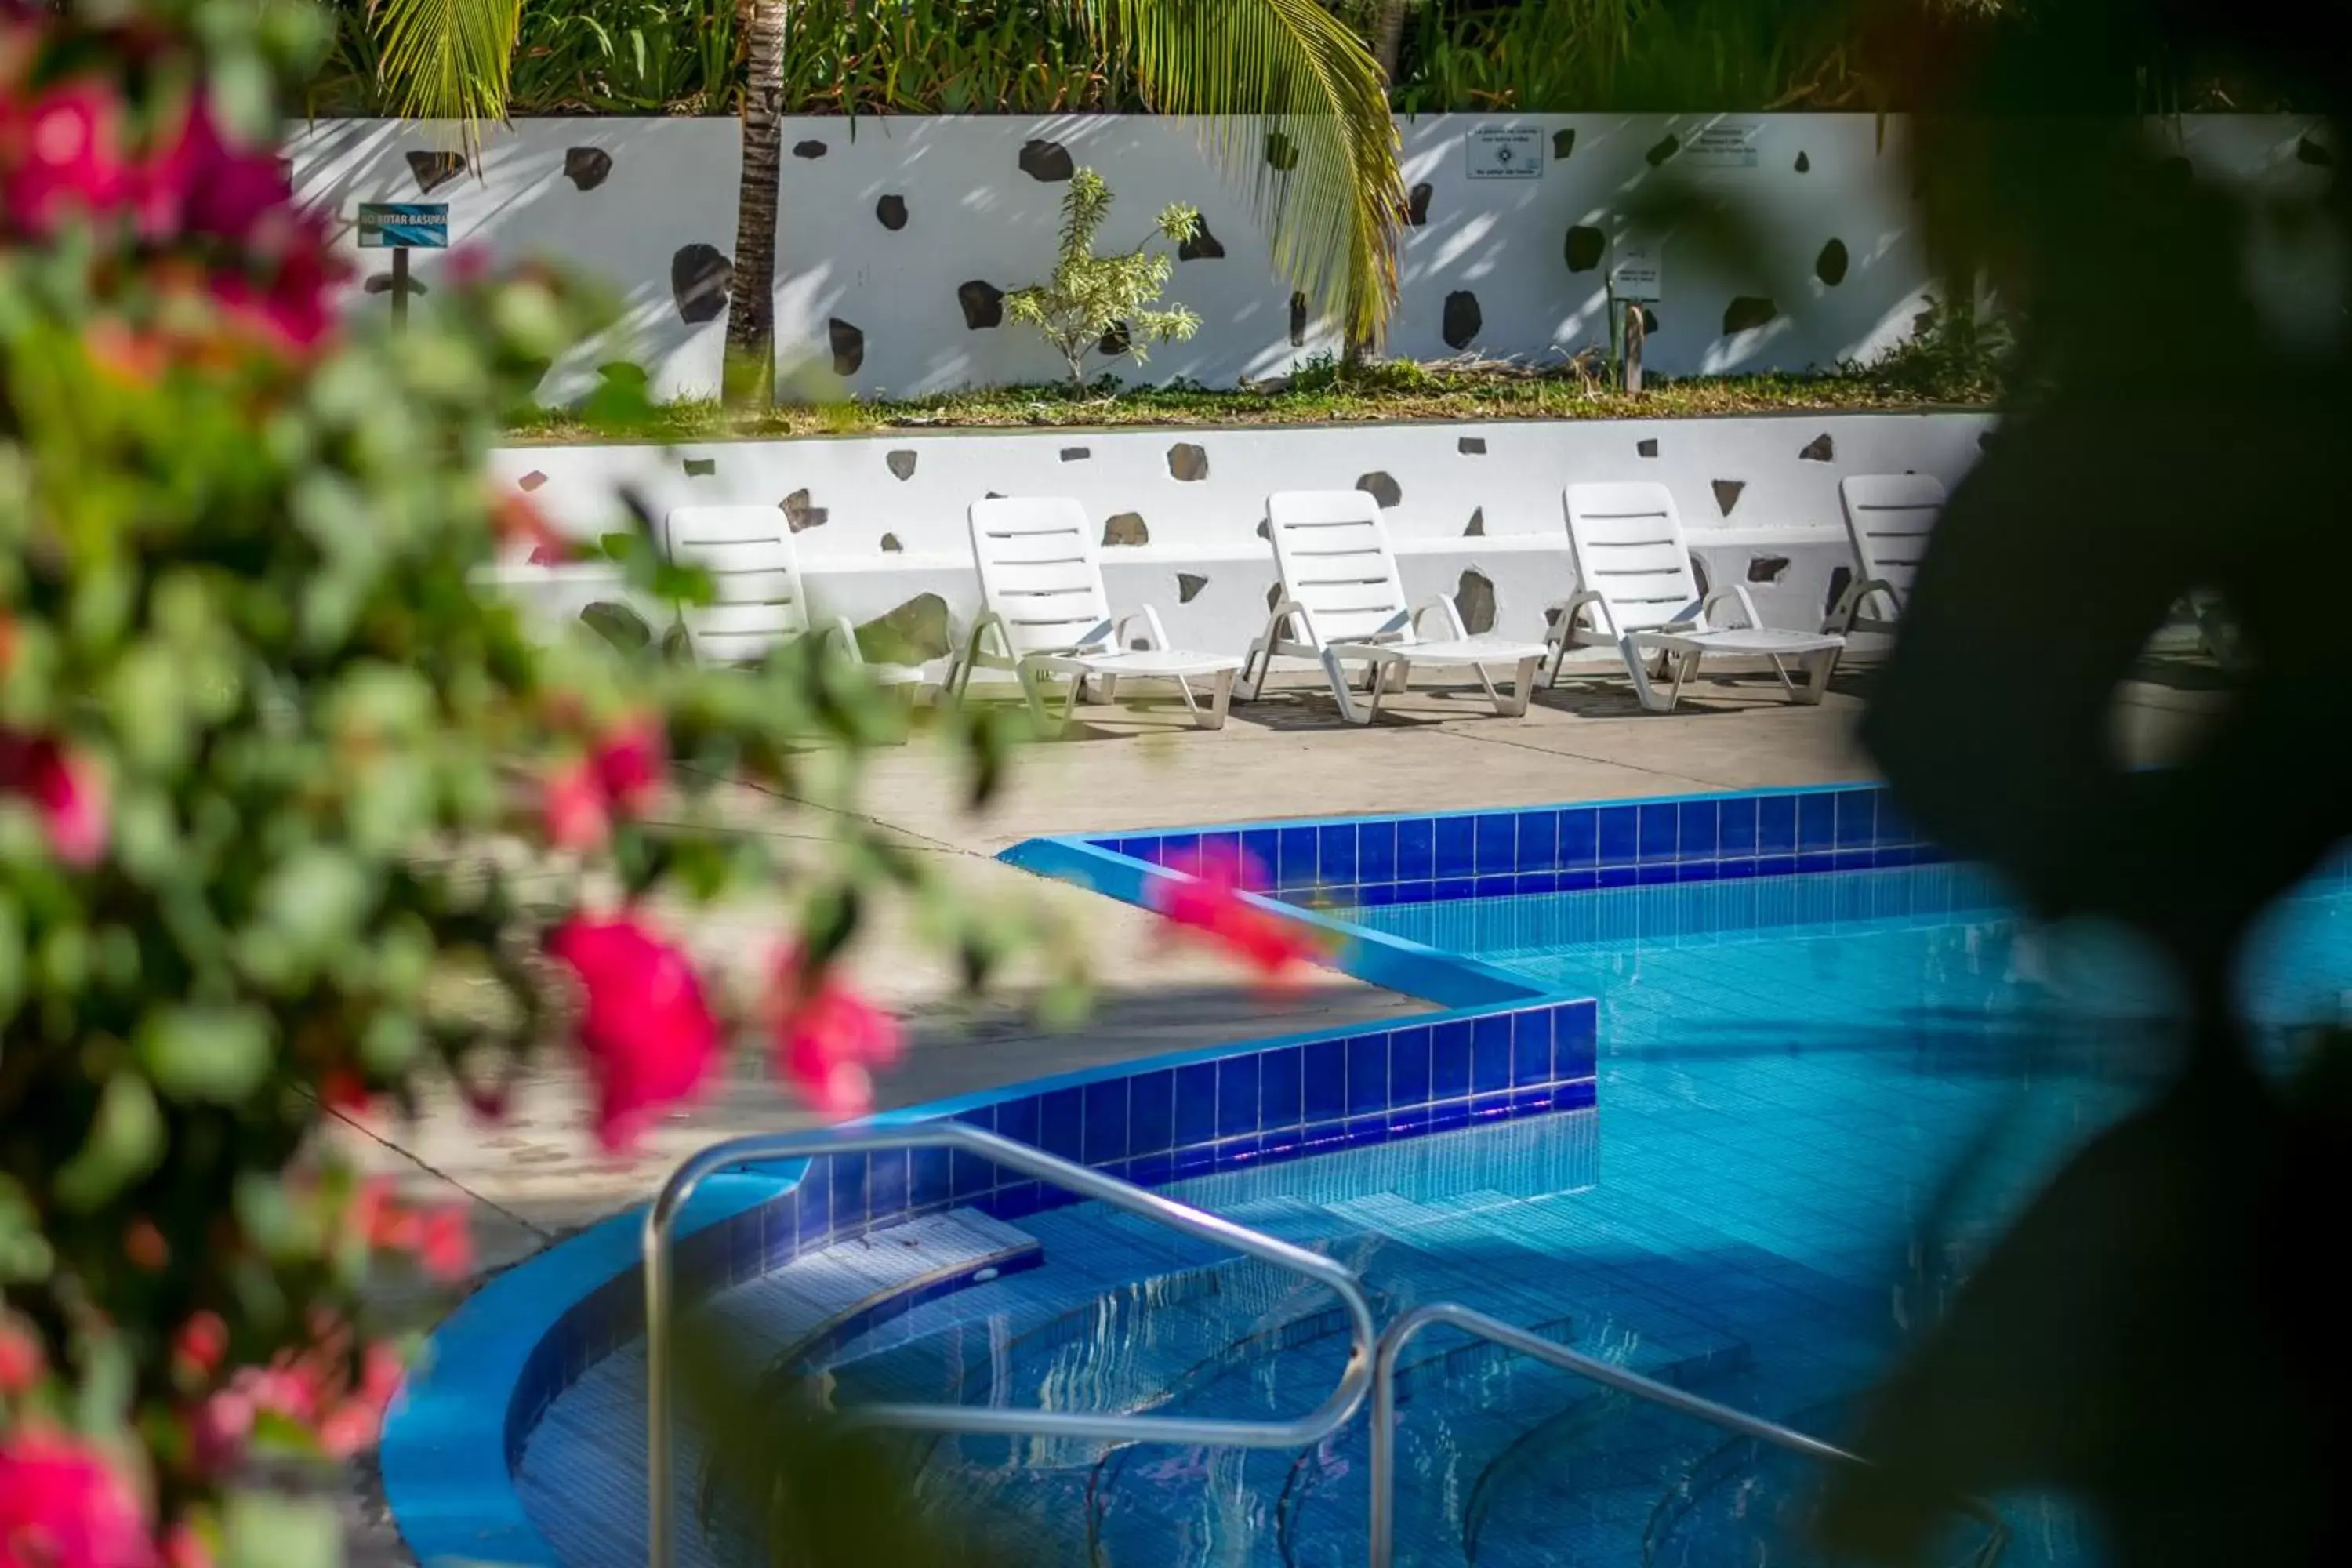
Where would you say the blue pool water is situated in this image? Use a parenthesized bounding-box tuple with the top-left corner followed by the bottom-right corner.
(804, 864, 2352, 1567)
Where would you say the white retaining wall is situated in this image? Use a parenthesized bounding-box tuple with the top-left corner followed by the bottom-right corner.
(488, 410, 1995, 670)
(292, 114, 2325, 401)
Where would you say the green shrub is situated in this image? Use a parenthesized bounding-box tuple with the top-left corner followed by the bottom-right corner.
(1003, 167, 1203, 388)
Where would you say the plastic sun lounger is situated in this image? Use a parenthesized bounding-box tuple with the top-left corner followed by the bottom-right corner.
(1829, 473, 1947, 636)
(1238, 489, 1549, 724)
(662, 505, 924, 687)
(946, 496, 1242, 731)
(1551, 482, 1844, 714)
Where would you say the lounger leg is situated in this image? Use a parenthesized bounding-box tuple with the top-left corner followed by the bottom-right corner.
(1098, 675, 1119, 706)
(1623, 637, 1675, 713)
(1200, 669, 1235, 731)
(1766, 655, 1797, 699)
(1385, 662, 1410, 695)
(1668, 652, 1700, 709)
(1470, 659, 1503, 713)
(1793, 646, 1839, 705)
(1015, 661, 1059, 733)
(1365, 658, 1397, 723)
(1323, 649, 1370, 724)
(1501, 657, 1540, 719)
(1236, 638, 1266, 702)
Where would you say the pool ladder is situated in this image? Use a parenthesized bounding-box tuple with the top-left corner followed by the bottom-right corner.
(644, 1125, 2006, 1568)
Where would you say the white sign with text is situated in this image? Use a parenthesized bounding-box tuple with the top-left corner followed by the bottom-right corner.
(1465, 126, 1544, 180)
(1609, 242, 1662, 301)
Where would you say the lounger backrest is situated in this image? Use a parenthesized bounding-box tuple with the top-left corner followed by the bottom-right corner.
(968, 496, 1114, 658)
(1838, 474, 1946, 618)
(1562, 482, 1702, 634)
(663, 506, 812, 663)
(1263, 490, 1411, 647)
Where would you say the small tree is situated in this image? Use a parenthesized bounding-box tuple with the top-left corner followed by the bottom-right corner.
(1005, 168, 1204, 389)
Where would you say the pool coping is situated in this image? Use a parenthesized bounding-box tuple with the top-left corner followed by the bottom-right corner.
(380, 780, 1930, 1568)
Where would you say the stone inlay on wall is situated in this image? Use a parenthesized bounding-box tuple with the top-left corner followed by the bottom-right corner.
(1465, 507, 1486, 537)
(405, 150, 466, 194)
(1061, 447, 1091, 463)
(670, 244, 732, 325)
(1098, 321, 1131, 357)
(1178, 572, 1208, 604)
(562, 147, 612, 191)
(1722, 296, 1777, 334)
(1357, 471, 1403, 509)
(782, 488, 828, 532)
(1641, 307, 1660, 336)
(517, 470, 549, 492)
(1748, 555, 1791, 583)
(1455, 568, 1497, 633)
(1442, 291, 1482, 350)
(1408, 183, 1434, 226)
(1167, 444, 1210, 482)
(1636, 438, 1660, 459)
(876, 195, 908, 231)
(880, 533, 903, 553)
(1178, 220, 1226, 261)
(2299, 135, 2333, 166)
(1289, 293, 1308, 347)
(1265, 131, 1298, 171)
(1815, 238, 1850, 287)
(1646, 134, 1679, 168)
(1103, 513, 1149, 546)
(1795, 150, 1812, 173)
(1458, 437, 1486, 456)
(793, 140, 827, 159)
(958, 281, 1004, 330)
(1711, 479, 1747, 516)
(829, 318, 865, 376)
(1799, 433, 1835, 463)
(683, 457, 717, 477)
(885, 450, 918, 481)
(1018, 139, 1075, 182)
(858, 593, 953, 663)
(1564, 225, 1606, 273)
(1553, 128, 1577, 160)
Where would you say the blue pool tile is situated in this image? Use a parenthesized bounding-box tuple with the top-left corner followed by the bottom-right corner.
(1875, 846, 1918, 869)
(1344, 1116, 1388, 1149)
(1677, 800, 1719, 860)
(1832, 848, 1874, 872)
(1835, 789, 1876, 849)
(1512, 873, 1555, 897)
(1389, 1026, 1432, 1105)
(912, 1146, 952, 1213)
(1432, 1020, 1472, 1099)
(1218, 1054, 1261, 1138)
(1430, 1099, 1472, 1132)
(1475, 813, 1516, 877)
(949, 1108, 993, 1200)
(831, 1153, 869, 1233)
(1388, 1105, 1432, 1137)
(1514, 810, 1559, 872)
(1347, 1034, 1389, 1115)
(1359, 820, 1397, 884)
(1599, 865, 1638, 889)
(1117, 837, 1159, 865)
(1637, 863, 1678, 886)
(1475, 875, 1515, 901)
(989, 1182, 1041, 1221)
(1083, 1080, 1129, 1164)
(1639, 803, 1679, 862)
(800, 1159, 835, 1242)
(1559, 868, 1599, 892)
(996, 1094, 1040, 1150)
(1796, 851, 1836, 874)
(1362, 882, 1399, 908)
(1302, 1120, 1348, 1154)
(1598, 805, 1639, 866)
(1798, 791, 1836, 851)
(1559, 809, 1599, 869)
(1553, 1080, 1598, 1112)
(1305, 1037, 1348, 1123)
(1279, 827, 1319, 891)
(1173, 1143, 1218, 1179)
(1174, 1063, 1218, 1147)
(1397, 818, 1435, 881)
(1759, 794, 1797, 854)
(1240, 829, 1280, 891)
(1128, 1070, 1174, 1154)
(1319, 823, 1359, 887)
(1678, 860, 1720, 884)
(1435, 877, 1475, 902)
(1472, 1014, 1513, 1094)
(1395, 880, 1438, 907)
(1259, 1127, 1301, 1163)
(1512, 1011, 1552, 1086)
(1131, 1152, 1174, 1188)
(1875, 791, 1916, 846)
(869, 1149, 909, 1221)
(1436, 815, 1476, 879)
(1200, 830, 1240, 872)
(1470, 1091, 1513, 1122)
(1761, 854, 1798, 877)
(1215, 1135, 1261, 1169)
(1261, 1046, 1303, 1128)
(1718, 797, 1757, 856)
(1160, 833, 1201, 877)
(1508, 1087, 1553, 1116)
(1719, 856, 1756, 880)
(1040, 1087, 1085, 1162)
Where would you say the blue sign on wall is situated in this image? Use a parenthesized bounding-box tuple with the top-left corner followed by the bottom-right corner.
(358, 202, 449, 249)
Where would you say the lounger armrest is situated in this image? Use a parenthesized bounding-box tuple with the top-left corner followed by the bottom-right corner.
(1410, 593, 1471, 642)
(1828, 575, 1904, 631)
(1546, 589, 1615, 642)
(1263, 595, 1317, 648)
(1114, 606, 1172, 652)
(1700, 585, 1766, 632)
(818, 614, 869, 666)
(960, 608, 1016, 669)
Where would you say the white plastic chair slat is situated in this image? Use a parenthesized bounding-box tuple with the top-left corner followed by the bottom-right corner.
(702, 570, 800, 605)
(665, 506, 816, 657)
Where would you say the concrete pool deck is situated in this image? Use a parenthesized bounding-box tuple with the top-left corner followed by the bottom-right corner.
(336, 655, 2224, 1560)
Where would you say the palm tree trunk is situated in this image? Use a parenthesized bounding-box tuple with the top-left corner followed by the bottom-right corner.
(724, 0, 786, 407)
(1370, 0, 1408, 84)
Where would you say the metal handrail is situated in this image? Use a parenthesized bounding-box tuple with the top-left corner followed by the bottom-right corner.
(1367, 1302, 2009, 1568)
(643, 1123, 1378, 1568)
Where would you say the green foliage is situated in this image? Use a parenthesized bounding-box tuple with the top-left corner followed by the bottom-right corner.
(1003, 167, 1203, 387)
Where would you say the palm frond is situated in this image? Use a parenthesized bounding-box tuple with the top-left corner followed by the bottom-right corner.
(1069, 0, 1405, 346)
(370, 0, 525, 151)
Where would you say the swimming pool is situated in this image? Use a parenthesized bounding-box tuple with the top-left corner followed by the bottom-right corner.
(713, 861, 2352, 1566)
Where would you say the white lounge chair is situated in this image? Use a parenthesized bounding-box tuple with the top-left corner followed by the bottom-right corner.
(1238, 489, 1549, 724)
(1552, 482, 1844, 713)
(946, 496, 1241, 731)
(1830, 473, 1947, 635)
(662, 506, 922, 686)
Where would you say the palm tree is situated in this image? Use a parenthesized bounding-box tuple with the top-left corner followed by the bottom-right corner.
(363, 0, 1406, 408)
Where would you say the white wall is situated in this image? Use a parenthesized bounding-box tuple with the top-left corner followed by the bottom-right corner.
(292, 114, 2325, 401)
(488, 410, 1994, 670)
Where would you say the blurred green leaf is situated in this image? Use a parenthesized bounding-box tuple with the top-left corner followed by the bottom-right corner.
(138, 1007, 274, 1104)
(54, 1073, 165, 1213)
(222, 1491, 342, 1568)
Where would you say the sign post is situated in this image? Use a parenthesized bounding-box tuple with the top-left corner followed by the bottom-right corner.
(357, 201, 449, 332)
(1607, 242, 1662, 394)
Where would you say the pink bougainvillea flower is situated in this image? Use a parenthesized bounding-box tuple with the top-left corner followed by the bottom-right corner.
(172, 1313, 228, 1384)
(0, 731, 108, 866)
(159, 1525, 209, 1568)
(0, 78, 135, 237)
(1149, 847, 1324, 985)
(416, 1206, 474, 1283)
(0, 1427, 156, 1568)
(140, 94, 289, 242)
(542, 758, 610, 849)
(492, 492, 570, 564)
(770, 950, 901, 1120)
(547, 915, 720, 1150)
(0, 1316, 41, 1395)
(206, 217, 344, 355)
(589, 717, 665, 814)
